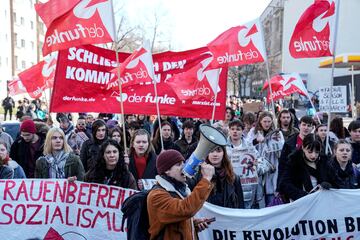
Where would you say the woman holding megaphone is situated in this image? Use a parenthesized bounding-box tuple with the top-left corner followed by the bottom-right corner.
(187, 146, 245, 208)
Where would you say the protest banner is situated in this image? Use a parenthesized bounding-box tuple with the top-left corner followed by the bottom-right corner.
(229, 149, 258, 186)
(1, 180, 360, 239)
(319, 86, 347, 112)
(50, 45, 227, 120)
(0, 179, 136, 240)
(198, 189, 360, 240)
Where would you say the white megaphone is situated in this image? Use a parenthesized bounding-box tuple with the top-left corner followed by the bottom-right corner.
(183, 124, 227, 177)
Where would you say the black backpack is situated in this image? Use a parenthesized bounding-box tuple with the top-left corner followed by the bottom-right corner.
(121, 185, 165, 240)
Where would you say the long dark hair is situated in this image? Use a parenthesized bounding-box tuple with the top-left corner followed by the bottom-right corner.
(330, 117, 345, 139)
(87, 139, 130, 187)
(206, 146, 235, 184)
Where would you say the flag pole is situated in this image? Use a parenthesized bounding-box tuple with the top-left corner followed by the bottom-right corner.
(110, 0, 128, 154)
(265, 61, 278, 128)
(210, 74, 220, 125)
(152, 79, 164, 151)
(325, 0, 340, 155)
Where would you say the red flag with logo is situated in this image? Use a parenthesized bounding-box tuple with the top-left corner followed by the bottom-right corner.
(50, 45, 227, 120)
(18, 54, 57, 98)
(36, 0, 116, 56)
(108, 41, 155, 88)
(207, 19, 267, 69)
(166, 53, 222, 100)
(8, 78, 27, 96)
(35, 0, 81, 27)
(262, 73, 309, 102)
(289, 0, 338, 58)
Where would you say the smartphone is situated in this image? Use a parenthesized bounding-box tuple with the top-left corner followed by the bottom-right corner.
(205, 217, 216, 224)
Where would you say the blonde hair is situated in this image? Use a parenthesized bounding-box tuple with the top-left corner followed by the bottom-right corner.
(43, 127, 72, 155)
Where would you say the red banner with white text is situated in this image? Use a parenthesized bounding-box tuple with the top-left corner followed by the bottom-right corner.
(50, 45, 227, 120)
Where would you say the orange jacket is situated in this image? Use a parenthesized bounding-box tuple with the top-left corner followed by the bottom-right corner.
(147, 176, 213, 240)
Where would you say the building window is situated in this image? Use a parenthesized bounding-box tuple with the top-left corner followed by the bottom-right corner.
(14, 33, 18, 46)
(4, 10, 7, 17)
(20, 17, 24, 25)
(21, 39, 25, 48)
(22, 61, 26, 69)
(0, 56, 2, 67)
(29, 0, 33, 8)
(31, 41, 34, 50)
(13, 12, 16, 23)
(15, 56, 18, 69)
(30, 21, 34, 29)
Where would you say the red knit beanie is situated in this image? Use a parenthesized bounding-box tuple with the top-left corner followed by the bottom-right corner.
(156, 150, 185, 175)
(20, 120, 36, 134)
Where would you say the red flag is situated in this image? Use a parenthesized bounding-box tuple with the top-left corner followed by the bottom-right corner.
(263, 73, 309, 102)
(207, 19, 266, 68)
(8, 78, 27, 96)
(108, 41, 155, 89)
(37, 0, 115, 56)
(50, 45, 227, 120)
(18, 54, 57, 98)
(289, 0, 338, 58)
(166, 53, 221, 100)
(35, 0, 81, 27)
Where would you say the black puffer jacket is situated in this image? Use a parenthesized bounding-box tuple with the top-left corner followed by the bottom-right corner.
(80, 138, 106, 172)
(188, 167, 244, 209)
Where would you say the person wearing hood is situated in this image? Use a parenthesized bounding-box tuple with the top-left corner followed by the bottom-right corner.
(329, 140, 360, 189)
(80, 119, 108, 172)
(0, 122, 13, 152)
(35, 128, 84, 180)
(175, 120, 198, 159)
(0, 141, 25, 178)
(147, 150, 215, 240)
(59, 116, 74, 141)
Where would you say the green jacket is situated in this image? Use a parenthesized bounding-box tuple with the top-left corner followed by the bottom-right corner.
(35, 152, 85, 181)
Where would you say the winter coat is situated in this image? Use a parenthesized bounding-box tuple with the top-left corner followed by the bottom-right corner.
(0, 165, 13, 179)
(279, 149, 335, 201)
(175, 135, 198, 159)
(0, 131, 14, 152)
(80, 138, 106, 172)
(147, 175, 213, 240)
(187, 168, 244, 209)
(226, 138, 272, 208)
(35, 152, 85, 181)
(84, 166, 137, 189)
(154, 138, 181, 155)
(329, 159, 360, 189)
(128, 150, 157, 181)
(10, 135, 45, 178)
(7, 160, 26, 178)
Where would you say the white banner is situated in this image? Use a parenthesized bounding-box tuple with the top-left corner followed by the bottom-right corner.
(198, 189, 360, 240)
(1, 180, 359, 239)
(319, 86, 347, 112)
(0, 179, 136, 240)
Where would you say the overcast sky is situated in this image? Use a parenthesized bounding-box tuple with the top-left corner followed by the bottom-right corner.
(122, 0, 272, 51)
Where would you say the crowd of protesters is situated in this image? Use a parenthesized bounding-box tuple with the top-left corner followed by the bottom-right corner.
(1, 97, 360, 238)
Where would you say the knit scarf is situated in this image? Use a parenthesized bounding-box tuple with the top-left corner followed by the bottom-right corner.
(45, 151, 69, 179)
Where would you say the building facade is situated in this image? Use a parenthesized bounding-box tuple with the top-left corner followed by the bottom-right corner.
(0, 0, 44, 100)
